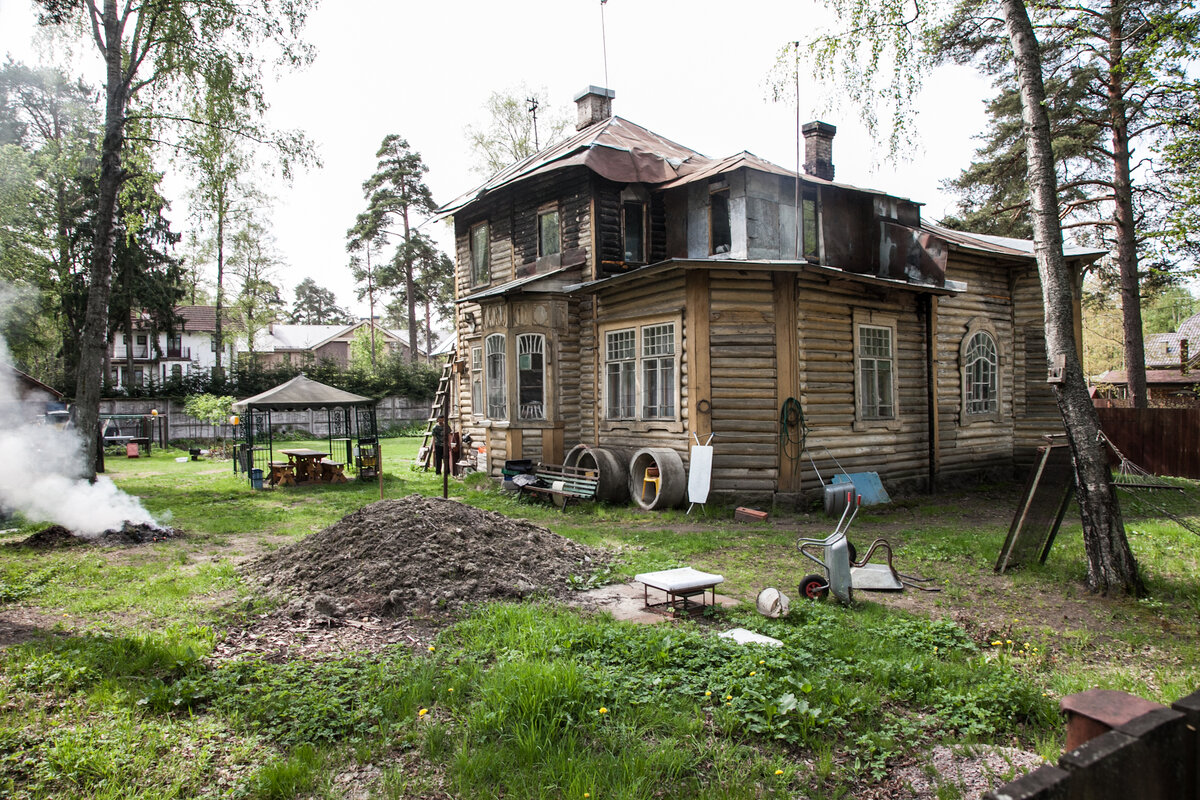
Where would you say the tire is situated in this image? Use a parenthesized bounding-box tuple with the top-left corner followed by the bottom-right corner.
(847, 540, 858, 565)
(799, 574, 828, 601)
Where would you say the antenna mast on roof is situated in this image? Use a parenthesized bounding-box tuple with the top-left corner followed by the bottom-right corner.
(527, 96, 540, 150)
(793, 42, 801, 260)
(600, 0, 610, 90)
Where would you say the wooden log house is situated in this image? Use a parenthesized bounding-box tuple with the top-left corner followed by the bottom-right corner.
(437, 86, 1101, 504)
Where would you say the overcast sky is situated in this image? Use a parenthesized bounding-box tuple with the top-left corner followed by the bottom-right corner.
(1, 0, 993, 319)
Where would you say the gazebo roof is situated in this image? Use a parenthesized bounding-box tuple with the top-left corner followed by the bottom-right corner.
(233, 375, 373, 412)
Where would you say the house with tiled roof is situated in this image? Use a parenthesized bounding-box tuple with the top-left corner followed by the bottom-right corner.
(439, 87, 1103, 504)
(1094, 312, 1200, 403)
(108, 305, 240, 388)
(247, 320, 421, 368)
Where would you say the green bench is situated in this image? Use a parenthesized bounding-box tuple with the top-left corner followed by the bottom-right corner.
(519, 463, 599, 510)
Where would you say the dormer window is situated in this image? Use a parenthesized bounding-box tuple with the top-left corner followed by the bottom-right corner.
(710, 188, 731, 255)
(470, 222, 490, 285)
(622, 201, 645, 264)
(537, 208, 561, 258)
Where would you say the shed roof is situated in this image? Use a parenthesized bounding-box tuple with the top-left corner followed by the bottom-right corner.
(924, 222, 1107, 261)
(232, 375, 373, 411)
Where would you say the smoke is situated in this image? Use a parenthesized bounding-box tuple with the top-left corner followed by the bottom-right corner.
(0, 286, 157, 536)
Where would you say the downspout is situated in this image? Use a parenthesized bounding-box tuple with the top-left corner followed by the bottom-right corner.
(925, 294, 940, 493)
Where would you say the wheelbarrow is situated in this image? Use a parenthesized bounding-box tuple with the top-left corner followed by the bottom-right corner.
(796, 490, 939, 604)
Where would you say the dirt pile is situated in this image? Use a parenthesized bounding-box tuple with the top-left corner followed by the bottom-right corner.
(11, 522, 179, 549)
(250, 494, 611, 618)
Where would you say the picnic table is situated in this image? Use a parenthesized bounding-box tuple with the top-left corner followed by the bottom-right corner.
(280, 448, 329, 483)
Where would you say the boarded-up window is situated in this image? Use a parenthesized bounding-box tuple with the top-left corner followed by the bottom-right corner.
(802, 186, 819, 261)
(471, 222, 490, 286)
(858, 325, 894, 419)
(470, 345, 483, 417)
(537, 210, 560, 258)
(605, 329, 636, 419)
(485, 334, 506, 419)
(517, 334, 545, 420)
(965, 331, 999, 414)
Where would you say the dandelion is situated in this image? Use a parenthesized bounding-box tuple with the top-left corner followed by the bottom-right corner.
(418, 708, 428, 717)
(448, 687, 454, 693)
(584, 794, 590, 798)
(750, 671, 757, 676)
(599, 707, 608, 714)
(428, 646, 435, 652)
(1005, 639, 1013, 645)
(758, 660, 765, 665)
(991, 640, 1002, 646)
(725, 695, 733, 701)
(933, 646, 939, 653)
(775, 769, 784, 775)
(705, 691, 712, 696)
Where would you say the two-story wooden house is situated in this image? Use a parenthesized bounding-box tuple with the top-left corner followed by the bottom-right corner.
(439, 87, 1100, 505)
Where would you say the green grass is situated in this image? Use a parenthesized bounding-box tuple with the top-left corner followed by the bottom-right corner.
(1, 448, 1198, 798)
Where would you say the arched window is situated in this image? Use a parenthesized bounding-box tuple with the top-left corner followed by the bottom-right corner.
(964, 331, 999, 415)
(485, 334, 507, 420)
(517, 333, 545, 420)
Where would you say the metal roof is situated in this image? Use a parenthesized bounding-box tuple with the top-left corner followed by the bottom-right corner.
(923, 222, 1107, 261)
(232, 375, 373, 411)
(457, 266, 578, 303)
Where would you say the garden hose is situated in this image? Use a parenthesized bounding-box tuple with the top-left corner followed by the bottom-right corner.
(779, 396, 807, 469)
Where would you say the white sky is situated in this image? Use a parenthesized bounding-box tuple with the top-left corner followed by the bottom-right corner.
(0, 0, 993, 318)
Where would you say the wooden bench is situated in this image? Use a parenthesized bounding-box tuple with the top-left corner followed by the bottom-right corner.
(320, 459, 348, 484)
(519, 463, 599, 510)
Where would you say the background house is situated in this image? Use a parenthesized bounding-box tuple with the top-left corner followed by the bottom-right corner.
(440, 87, 1099, 502)
(108, 305, 239, 388)
(1094, 312, 1200, 405)
(246, 320, 422, 368)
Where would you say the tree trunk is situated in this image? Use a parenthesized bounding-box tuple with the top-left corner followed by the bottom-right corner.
(367, 247, 377, 368)
(214, 197, 225, 381)
(402, 208, 418, 362)
(1000, 0, 1143, 595)
(74, 1, 126, 480)
(1108, 2, 1147, 408)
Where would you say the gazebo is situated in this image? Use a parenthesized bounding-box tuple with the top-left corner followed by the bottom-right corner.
(232, 375, 380, 484)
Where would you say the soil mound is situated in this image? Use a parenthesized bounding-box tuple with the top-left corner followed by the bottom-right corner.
(250, 495, 611, 618)
(10, 522, 179, 549)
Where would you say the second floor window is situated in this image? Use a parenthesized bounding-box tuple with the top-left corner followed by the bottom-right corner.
(710, 189, 731, 254)
(622, 201, 645, 264)
(471, 222, 490, 285)
(537, 209, 560, 258)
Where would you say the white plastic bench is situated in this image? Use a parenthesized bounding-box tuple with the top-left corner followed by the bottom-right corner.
(635, 567, 724, 616)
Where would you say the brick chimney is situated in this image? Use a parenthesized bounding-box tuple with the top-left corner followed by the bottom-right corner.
(803, 121, 837, 181)
(574, 86, 615, 130)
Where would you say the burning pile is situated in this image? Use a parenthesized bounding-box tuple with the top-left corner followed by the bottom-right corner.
(12, 522, 179, 549)
(250, 494, 611, 618)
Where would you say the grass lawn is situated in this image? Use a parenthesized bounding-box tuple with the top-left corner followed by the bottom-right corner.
(1, 437, 1198, 799)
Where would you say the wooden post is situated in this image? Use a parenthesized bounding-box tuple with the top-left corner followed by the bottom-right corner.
(774, 273, 801, 492)
(686, 270, 712, 440)
(378, 443, 384, 500)
(925, 295, 940, 492)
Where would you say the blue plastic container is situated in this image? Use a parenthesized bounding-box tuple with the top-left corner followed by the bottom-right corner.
(249, 468, 264, 490)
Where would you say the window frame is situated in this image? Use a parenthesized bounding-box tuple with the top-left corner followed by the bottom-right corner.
(537, 207, 561, 259)
(470, 221, 490, 287)
(516, 333, 546, 421)
(852, 310, 901, 430)
(484, 333, 507, 420)
(600, 315, 682, 432)
(960, 321, 1003, 423)
(621, 201, 646, 265)
(470, 344, 484, 418)
(709, 187, 732, 255)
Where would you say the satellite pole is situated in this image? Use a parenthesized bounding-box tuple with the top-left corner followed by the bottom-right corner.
(793, 42, 802, 260)
(600, 0, 610, 89)
(527, 96, 540, 150)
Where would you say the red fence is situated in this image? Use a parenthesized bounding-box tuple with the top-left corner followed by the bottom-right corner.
(1095, 407, 1200, 479)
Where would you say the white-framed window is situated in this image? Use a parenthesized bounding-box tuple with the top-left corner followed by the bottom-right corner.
(485, 334, 507, 419)
(961, 321, 1003, 423)
(517, 334, 546, 420)
(470, 345, 483, 417)
(537, 208, 560, 258)
(605, 328, 637, 419)
(854, 316, 897, 422)
(470, 222, 490, 286)
(603, 320, 678, 422)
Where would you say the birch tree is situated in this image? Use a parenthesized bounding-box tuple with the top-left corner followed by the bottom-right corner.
(32, 0, 317, 478)
(788, 0, 1143, 593)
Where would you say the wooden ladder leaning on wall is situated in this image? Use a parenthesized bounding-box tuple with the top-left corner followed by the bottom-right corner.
(419, 347, 458, 470)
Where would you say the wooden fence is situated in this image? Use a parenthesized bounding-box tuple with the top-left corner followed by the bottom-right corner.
(1095, 407, 1200, 480)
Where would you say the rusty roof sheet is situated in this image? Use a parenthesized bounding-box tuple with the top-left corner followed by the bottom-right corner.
(438, 116, 712, 216)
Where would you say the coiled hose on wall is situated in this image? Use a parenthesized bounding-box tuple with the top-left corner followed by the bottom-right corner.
(779, 396, 807, 471)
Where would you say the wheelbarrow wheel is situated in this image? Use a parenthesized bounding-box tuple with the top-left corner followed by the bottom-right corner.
(799, 574, 828, 601)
